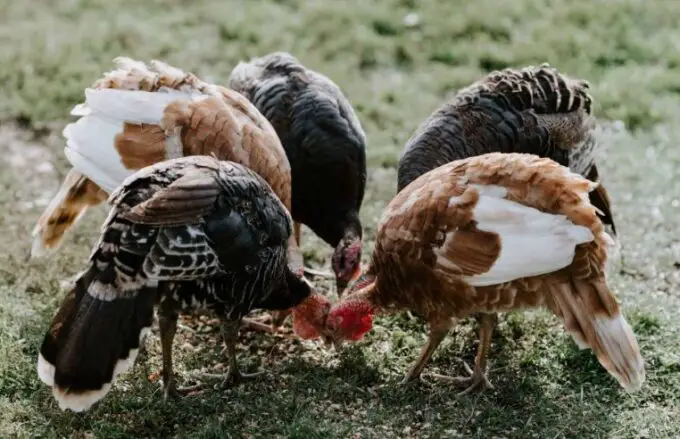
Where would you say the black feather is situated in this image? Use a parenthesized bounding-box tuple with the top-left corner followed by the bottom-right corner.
(38, 156, 313, 411)
(397, 64, 615, 233)
(229, 52, 367, 247)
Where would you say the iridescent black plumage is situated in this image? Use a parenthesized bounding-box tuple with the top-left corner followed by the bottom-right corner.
(229, 52, 367, 291)
(38, 156, 320, 412)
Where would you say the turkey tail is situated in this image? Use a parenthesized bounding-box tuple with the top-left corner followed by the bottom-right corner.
(470, 63, 592, 115)
(469, 64, 598, 176)
(31, 169, 107, 258)
(95, 56, 225, 97)
(548, 277, 644, 391)
(37, 266, 156, 412)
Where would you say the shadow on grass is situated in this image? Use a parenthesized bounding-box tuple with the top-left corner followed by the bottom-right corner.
(11, 306, 673, 438)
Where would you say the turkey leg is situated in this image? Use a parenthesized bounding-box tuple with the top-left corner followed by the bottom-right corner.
(198, 319, 264, 387)
(158, 306, 202, 400)
(431, 313, 497, 395)
(401, 317, 455, 384)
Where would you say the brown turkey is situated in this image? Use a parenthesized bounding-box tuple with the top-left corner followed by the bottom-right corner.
(228, 52, 367, 299)
(30, 57, 304, 332)
(397, 63, 617, 237)
(320, 153, 644, 395)
(37, 156, 332, 412)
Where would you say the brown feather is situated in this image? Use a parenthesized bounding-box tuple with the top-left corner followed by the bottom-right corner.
(32, 169, 107, 255)
(121, 170, 220, 226)
(336, 153, 641, 390)
(114, 123, 168, 170)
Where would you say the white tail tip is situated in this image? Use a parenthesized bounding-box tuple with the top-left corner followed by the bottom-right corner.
(37, 353, 55, 387)
(593, 314, 645, 392)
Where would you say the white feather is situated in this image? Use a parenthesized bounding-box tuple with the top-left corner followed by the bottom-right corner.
(592, 314, 645, 391)
(458, 187, 595, 287)
(83, 88, 192, 124)
(62, 87, 203, 194)
(63, 116, 132, 194)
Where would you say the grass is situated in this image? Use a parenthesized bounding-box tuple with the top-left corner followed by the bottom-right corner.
(1, 0, 679, 437)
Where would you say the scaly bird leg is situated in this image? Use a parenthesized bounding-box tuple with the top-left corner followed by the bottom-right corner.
(270, 309, 292, 328)
(294, 221, 302, 247)
(240, 315, 277, 333)
(197, 319, 264, 387)
(430, 313, 497, 395)
(401, 318, 455, 385)
(158, 306, 202, 400)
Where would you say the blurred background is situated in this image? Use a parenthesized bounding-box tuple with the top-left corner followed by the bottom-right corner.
(1, 1, 679, 438)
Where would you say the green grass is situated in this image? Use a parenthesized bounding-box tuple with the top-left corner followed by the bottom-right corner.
(1, 0, 680, 437)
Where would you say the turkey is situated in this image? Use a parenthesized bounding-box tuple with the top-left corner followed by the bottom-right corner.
(30, 57, 304, 332)
(37, 156, 332, 412)
(229, 52, 367, 298)
(320, 153, 644, 395)
(398, 63, 617, 237)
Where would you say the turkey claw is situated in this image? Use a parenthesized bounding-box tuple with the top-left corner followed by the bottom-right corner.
(163, 382, 205, 400)
(429, 362, 493, 396)
(199, 369, 264, 389)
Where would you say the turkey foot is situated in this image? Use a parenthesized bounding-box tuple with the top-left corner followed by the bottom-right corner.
(159, 307, 201, 400)
(430, 313, 497, 396)
(163, 381, 205, 400)
(430, 361, 493, 396)
(400, 318, 454, 386)
(199, 369, 264, 389)
(220, 318, 264, 387)
(241, 315, 276, 333)
(303, 267, 334, 278)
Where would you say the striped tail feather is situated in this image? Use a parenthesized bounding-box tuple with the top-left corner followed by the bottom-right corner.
(548, 278, 644, 391)
(30, 169, 107, 258)
(37, 266, 156, 412)
(467, 64, 601, 181)
(469, 63, 592, 115)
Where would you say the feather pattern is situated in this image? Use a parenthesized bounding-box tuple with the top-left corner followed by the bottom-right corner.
(37, 156, 317, 412)
(229, 51, 367, 250)
(31, 57, 300, 274)
(333, 153, 642, 393)
(397, 63, 616, 235)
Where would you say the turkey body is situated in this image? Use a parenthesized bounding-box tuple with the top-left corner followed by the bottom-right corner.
(31, 57, 305, 332)
(37, 156, 329, 412)
(31, 57, 302, 278)
(326, 153, 643, 395)
(229, 52, 367, 293)
(398, 64, 616, 236)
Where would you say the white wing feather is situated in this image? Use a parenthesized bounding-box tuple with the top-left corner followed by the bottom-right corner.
(460, 187, 594, 287)
(62, 88, 203, 193)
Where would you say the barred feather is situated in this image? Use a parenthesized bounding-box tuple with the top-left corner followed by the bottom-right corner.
(229, 52, 367, 289)
(398, 63, 615, 235)
(38, 156, 315, 412)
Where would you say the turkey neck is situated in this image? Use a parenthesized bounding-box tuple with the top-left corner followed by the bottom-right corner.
(312, 209, 362, 249)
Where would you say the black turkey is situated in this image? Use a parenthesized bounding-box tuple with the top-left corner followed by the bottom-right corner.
(37, 156, 332, 412)
(229, 52, 367, 297)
